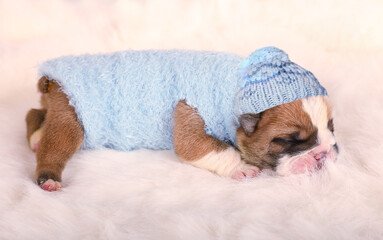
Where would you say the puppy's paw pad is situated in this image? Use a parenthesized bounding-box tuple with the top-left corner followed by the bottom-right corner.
(29, 128, 43, 152)
(232, 166, 260, 180)
(32, 143, 39, 152)
(39, 179, 62, 192)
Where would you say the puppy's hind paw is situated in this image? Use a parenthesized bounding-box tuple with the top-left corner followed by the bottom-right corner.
(29, 128, 43, 152)
(38, 178, 62, 192)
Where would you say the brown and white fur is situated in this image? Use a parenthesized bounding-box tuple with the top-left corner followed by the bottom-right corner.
(26, 77, 338, 191)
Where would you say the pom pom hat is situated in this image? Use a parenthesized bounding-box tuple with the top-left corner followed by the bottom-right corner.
(235, 47, 327, 117)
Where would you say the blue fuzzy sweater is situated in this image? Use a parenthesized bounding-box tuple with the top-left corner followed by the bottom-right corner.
(39, 50, 244, 151)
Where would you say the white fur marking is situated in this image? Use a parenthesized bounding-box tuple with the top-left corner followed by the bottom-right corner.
(302, 96, 336, 148)
(188, 147, 255, 177)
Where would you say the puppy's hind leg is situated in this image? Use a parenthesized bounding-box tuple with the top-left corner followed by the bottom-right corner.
(25, 77, 55, 152)
(35, 80, 84, 191)
(173, 100, 259, 180)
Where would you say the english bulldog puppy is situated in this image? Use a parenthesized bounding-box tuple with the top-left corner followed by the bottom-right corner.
(26, 47, 338, 191)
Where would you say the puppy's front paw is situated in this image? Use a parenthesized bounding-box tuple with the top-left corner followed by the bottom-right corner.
(38, 178, 62, 192)
(231, 164, 260, 180)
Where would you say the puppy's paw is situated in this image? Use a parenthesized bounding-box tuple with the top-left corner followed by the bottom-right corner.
(29, 128, 43, 152)
(231, 164, 260, 180)
(38, 178, 62, 192)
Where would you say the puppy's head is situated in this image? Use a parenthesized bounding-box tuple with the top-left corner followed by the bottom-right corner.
(236, 96, 337, 175)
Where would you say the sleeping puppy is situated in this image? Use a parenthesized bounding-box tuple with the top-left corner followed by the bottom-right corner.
(25, 47, 338, 191)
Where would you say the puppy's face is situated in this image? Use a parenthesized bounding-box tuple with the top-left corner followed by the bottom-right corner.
(237, 96, 338, 175)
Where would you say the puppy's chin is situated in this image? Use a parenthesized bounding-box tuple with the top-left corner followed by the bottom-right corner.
(237, 96, 338, 175)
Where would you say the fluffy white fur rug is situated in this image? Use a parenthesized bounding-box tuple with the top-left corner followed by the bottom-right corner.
(1, 0, 383, 239)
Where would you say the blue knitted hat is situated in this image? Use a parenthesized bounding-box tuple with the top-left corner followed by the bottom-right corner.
(235, 47, 327, 117)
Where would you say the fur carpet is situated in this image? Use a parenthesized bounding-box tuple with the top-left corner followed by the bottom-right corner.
(1, 0, 382, 239)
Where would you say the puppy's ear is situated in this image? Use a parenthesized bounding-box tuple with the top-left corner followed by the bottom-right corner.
(239, 113, 261, 137)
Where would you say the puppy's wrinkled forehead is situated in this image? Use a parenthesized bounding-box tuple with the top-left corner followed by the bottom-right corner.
(260, 99, 318, 138)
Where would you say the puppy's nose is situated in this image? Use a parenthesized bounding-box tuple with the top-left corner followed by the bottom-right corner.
(313, 152, 327, 162)
(309, 144, 331, 162)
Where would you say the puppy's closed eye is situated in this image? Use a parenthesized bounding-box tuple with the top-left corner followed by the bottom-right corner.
(271, 131, 318, 155)
(271, 137, 296, 146)
(271, 132, 306, 146)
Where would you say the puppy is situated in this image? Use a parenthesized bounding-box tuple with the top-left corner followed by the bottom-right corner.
(26, 47, 338, 191)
